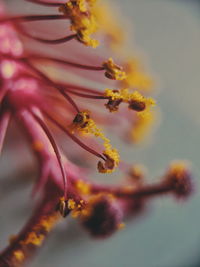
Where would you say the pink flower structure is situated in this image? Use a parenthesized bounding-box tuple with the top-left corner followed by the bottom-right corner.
(0, 0, 193, 266)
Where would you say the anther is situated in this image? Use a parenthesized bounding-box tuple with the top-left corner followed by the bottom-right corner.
(105, 98, 122, 112)
(72, 111, 90, 129)
(105, 89, 122, 112)
(98, 153, 115, 173)
(58, 198, 69, 218)
(103, 58, 126, 80)
(128, 100, 146, 112)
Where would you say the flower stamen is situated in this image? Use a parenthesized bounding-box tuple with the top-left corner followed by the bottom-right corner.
(43, 111, 105, 161)
(103, 58, 126, 80)
(71, 111, 120, 173)
(104, 88, 155, 113)
(59, 0, 99, 47)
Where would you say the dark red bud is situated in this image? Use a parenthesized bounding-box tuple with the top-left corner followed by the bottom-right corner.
(81, 196, 122, 238)
(166, 168, 193, 199)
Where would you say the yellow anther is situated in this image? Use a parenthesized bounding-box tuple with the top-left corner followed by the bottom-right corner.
(103, 58, 126, 80)
(68, 199, 85, 218)
(67, 198, 76, 210)
(71, 111, 120, 173)
(14, 250, 25, 262)
(58, 197, 67, 217)
(104, 88, 155, 112)
(59, 0, 99, 47)
(99, 144, 120, 174)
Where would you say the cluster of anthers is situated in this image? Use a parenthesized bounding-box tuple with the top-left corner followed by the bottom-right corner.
(0, 1, 193, 267)
(58, 0, 99, 47)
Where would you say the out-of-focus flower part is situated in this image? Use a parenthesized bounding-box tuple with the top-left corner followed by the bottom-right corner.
(129, 109, 157, 143)
(92, 1, 125, 49)
(0, 1, 193, 266)
(80, 194, 123, 237)
(121, 58, 154, 93)
(164, 161, 193, 199)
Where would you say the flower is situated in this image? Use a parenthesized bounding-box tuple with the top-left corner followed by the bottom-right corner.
(0, 1, 193, 267)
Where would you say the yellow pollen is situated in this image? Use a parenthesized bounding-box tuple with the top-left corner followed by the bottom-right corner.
(67, 198, 76, 210)
(71, 111, 120, 173)
(39, 214, 60, 232)
(105, 88, 155, 107)
(22, 232, 45, 246)
(103, 58, 126, 80)
(69, 199, 85, 218)
(169, 161, 189, 178)
(76, 180, 91, 195)
(13, 250, 25, 262)
(20, 213, 60, 247)
(59, 0, 99, 47)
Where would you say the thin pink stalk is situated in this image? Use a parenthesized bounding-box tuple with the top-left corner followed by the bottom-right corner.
(0, 111, 11, 155)
(29, 109, 68, 198)
(20, 58, 80, 112)
(25, 0, 63, 6)
(43, 111, 106, 161)
(0, 14, 67, 23)
(18, 25, 77, 44)
(29, 55, 105, 71)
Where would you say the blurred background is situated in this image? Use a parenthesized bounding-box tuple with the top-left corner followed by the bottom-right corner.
(0, 0, 200, 266)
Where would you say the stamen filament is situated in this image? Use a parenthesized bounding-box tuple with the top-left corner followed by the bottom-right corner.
(29, 55, 105, 71)
(91, 182, 172, 198)
(61, 89, 107, 100)
(43, 111, 106, 161)
(20, 58, 80, 113)
(60, 84, 104, 95)
(29, 109, 67, 199)
(18, 26, 77, 44)
(0, 111, 11, 156)
(25, 0, 63, 7)
(0, 14, 67, 23)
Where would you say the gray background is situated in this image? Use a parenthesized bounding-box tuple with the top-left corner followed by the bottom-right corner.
(0, 0, 200, 267)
